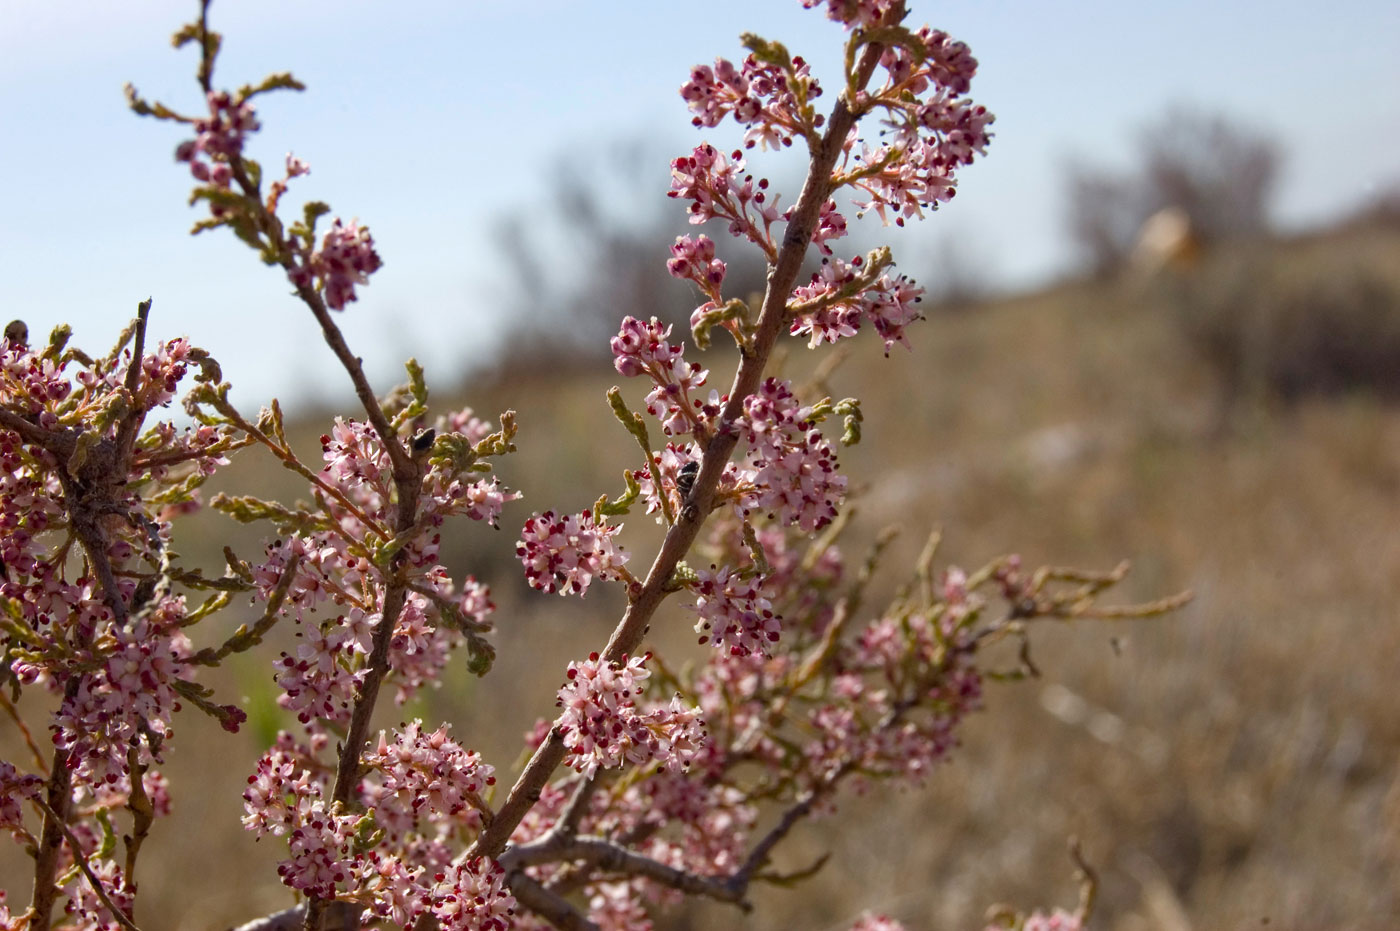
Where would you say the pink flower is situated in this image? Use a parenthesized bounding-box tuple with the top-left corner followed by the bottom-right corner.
(428, 859, 516, 931)
(669, 145, 779, 252)
(801, 0, 898, 30)
(610, 316, 715, 436)
(516, 509, 629, 596)
(689, 565, 780, 656)
(739, 378, 846, 532)
(556, 654, 707, 777)
(679, 54, 822, 151)
(315, 219, 384, 311)
(666, 234, 727, 295)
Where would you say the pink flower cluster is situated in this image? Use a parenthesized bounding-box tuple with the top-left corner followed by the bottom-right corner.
(174, 89, 259, 188)
(666, 234, 727, 299)
(610, 316, 717, 437)
(0, 762, 43, 838)
(680, 53, 822, 150)
(0, 329, 243, 882)
(253, 414, 512, 727)
(556, 654, 708, 777)
(842, 33, 993, 227)
(985, 910, 1083, 931)
(633, 442, 743, 521)
(360, 721, 496, 841)
(426, 859, 517, 931)
(740, 377, 846, 532)
(62, 857, 135, 931)
(802, 0, 898, 30)
(670, 145, 781, 254)
(53, 603, 193, 787)
(789, 254, 925, 353)
(808, 198, 850, 256)
(848, 914, 908, 931)
(690, 565, 779, 656)
(287, 218, 384, 311)
(516, 509, 629, 596)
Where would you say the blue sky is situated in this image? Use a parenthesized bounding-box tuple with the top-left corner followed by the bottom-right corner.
(2, 1, 1397, 407)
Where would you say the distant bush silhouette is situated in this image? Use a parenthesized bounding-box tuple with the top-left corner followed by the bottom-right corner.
(1066, 108, 1279, 277)
(1165, 240, 1400, 410)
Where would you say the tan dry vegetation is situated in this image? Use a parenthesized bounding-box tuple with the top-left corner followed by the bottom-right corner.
(4, 227, 1399, 930)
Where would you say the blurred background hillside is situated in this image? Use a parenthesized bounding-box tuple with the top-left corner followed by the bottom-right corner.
(3, 2, 1400, 929)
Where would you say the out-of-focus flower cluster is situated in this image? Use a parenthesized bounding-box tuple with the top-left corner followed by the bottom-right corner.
(174, 90, 258, 190)
(143, 73, 387, 312)
(288, 218, 384, 311)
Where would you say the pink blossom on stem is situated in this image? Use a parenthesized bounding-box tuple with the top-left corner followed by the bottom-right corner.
(801, 0, 897, 30)
(63, 857, 135, 931)
(174, 89, 259, 187)
(611, 316, 715, 436)
(278, 800, 359, 897)
(313, 219, 383, 311)
(669, 145, 780, 253)
(788, 255, 925, 352)
(739, 378, 846, 531)
(556, 653, 707, 777)
(428, 858, 517, 931)
(516, 509, 629, 596)
(0, 761, 43, 836)
(360, 720, 495, 835)
(679, 54, 822, 150)
(689, 565, 781, 656)
(273, 618, 364, 727)
(666, 234, 727, 300)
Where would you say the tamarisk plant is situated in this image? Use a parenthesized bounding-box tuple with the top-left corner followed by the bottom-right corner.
(0, 2, 1189, 930)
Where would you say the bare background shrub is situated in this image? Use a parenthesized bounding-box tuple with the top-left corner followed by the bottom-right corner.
(490, 141, 771, 368)
(1065, 108, 1280, 278)
(1163, 226, 1400, 414)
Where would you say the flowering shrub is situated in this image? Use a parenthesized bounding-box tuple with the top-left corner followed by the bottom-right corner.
(0, 2, 1187, 930)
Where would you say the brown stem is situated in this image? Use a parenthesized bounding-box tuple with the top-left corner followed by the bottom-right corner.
(0, 407, 74, 454)
(0, 690, 46, 769)
(29, 679, 79, 931)
(465, 24, 894, 867)
(507, 873, 597, 931)
(31, 468, 140, 929)
(113, 299, 152, 463)
(31, 796, 145, 931)
(123, 744, 155, 894)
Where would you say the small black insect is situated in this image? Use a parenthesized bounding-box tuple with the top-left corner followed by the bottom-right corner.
(676, 460, 700, 500)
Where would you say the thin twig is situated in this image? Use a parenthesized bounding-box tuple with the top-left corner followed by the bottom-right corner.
(31, 796, 145, 931)
(0, 690, 46, 769)
(507, 872, 599, 931)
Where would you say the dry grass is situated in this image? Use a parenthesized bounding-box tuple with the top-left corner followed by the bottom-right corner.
(4, 226, 1399, 929)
